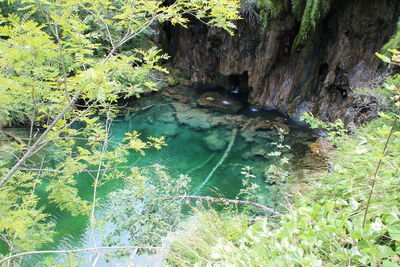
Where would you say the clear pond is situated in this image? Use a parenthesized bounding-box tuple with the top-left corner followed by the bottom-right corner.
(19, 86, 313, 265)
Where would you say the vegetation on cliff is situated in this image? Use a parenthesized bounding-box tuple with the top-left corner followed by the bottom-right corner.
(256, 0, 331, 49)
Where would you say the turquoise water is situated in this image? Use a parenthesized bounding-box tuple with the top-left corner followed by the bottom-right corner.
(11, 89, 312, 265)
(112, 110, 264, 198)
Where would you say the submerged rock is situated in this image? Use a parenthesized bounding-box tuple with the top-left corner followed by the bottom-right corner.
(241, 151, 253, 160)
(157, 111, 176, 123)
(161, 87, 191, 103)
(242, 117, 290, 133)
(171, 102, 213, 130)
(147, 115, 155, 124)
(251, 146, 268, 157)
(197, 92, 243, 113)
(204, 132, 227, 151)
(208, 114, 248, 128)
(171, 102, 191, 113)
(171, 101, 248, 130)
(239, 128, 254, 143)
(240, 117, 287, 144)
(158, 122, 179, 137)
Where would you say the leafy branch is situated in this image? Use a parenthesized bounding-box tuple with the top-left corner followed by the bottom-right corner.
(301, 112, 347, 145)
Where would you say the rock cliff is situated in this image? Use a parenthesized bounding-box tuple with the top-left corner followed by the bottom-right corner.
(162, 0, 400, 123)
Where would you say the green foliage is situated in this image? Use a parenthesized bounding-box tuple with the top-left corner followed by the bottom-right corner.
(255, 0, 331, 50)
(0, 170, 54, 253)
(0, 0, 241, 259)
(103, 165, 190, 250)
(238, 129, 291, 211)
(257, 0, 283, 27)
(167, 116, 400, 266)
(376, 49, 400, 111)
(386, 75, 400, 111)
(264, 129, 291, 211)
(382, 18, 400, 52)
(292, 0, 331, 50)
(238, 166, 261, 202)
(291, 0, 306, 20)
(167, 209, 249, 266)
(239, 0, 260, 25)
(301, 112, 347, 145)
(0, 0, 241, 124)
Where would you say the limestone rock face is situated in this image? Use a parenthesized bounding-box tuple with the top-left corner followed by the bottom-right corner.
(162, 0, 400, 123)
(197, 92, 243, 113)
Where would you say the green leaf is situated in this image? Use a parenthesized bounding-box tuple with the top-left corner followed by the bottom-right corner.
(388, 225, 400, 241)
(382, 261, 400, 267)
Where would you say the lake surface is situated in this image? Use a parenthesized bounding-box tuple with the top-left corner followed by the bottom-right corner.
(14, 86, 313, 266)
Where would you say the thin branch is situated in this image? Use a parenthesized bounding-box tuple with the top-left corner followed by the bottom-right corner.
(0, 246, 164, 265)
(61, 106, 92, 130)
(80, 5, 115, 49)
(90, 114, 112, 258)
(0, 150, 21, 161)
(0, 106, 30, 116)
(0, 234, 13, 251)
(362, 117, 398, 228)
(37, 136, 123, 147)
(0, 88, 83, 187)
(172, 195, 282, 216)
(17, 165, 136, 173)
(27, 108, 36, 148)
(103, 15, 160, 62)
(1, 130, 25, 145)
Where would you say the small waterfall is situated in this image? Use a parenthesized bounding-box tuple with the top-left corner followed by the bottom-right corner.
(249, 106, 260, 112)
(226, 35, 232, 71)
(222, 36, 232, 105)
(222, 89, 231, 105)
(231, 86, 239, 94)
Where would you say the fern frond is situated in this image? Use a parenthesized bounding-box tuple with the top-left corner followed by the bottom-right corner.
(291, 0, 306, 20)
(257, 0, 284, 27)
(382, 18, 400, 52)
(292, 0, 331, 51)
